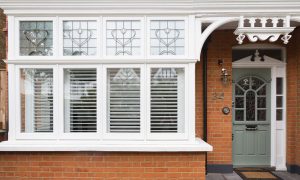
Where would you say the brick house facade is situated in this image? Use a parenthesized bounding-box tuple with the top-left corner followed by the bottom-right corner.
(1, 0, 300, 179)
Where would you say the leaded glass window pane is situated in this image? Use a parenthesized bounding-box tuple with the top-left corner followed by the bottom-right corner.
(106, 20, 141, 56)
(276, 96, 283, 108)
(20, 21, 53, 56)
(63, 21, 97, 56)
(150, 20, 185, 56)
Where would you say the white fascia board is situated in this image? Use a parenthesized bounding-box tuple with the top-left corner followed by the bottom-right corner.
(2, 1, 300, 15)
(0, 138, 213, 152)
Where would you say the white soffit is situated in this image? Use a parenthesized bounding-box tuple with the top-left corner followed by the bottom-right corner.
(1, 0, 300, 15)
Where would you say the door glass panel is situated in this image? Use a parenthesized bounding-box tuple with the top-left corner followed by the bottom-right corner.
(246, 91, 255, 121)
(276, 96, 283, 108)
(276, 109, 283, 121)
(257, 85, 266, 95)
(235, 97, 244, 108)
(235, 86, 244, 95)
(251, 77, 264, 90)
(257, 97, 266, 108)
(235, 110, 244, 121)
(257, 110, 266, 121)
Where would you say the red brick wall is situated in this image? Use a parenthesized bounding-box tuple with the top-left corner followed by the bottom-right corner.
(0, 152, 206, 179)
(286, 28, 299, 167)
(195, 30, 237, 165)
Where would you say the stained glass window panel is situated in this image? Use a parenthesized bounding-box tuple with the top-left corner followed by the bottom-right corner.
(150, 20, 185, 56)
(106, 20, 141, 56)
(20, 21, 53, 56)
(63, 21, 97, 56)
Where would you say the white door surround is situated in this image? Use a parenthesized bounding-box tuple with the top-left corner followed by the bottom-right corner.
(232, 44, 287, 171)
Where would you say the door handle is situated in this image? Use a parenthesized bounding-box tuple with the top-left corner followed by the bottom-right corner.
(245, 125, 258, 131)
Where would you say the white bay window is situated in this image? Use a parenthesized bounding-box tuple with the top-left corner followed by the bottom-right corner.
(2, 15, 212, 152)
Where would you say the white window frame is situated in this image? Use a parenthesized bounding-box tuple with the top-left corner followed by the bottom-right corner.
(15, 65, 59, 140)
(146, 16, 189, 60)
(103, 17, 145, 60)
(58, 17, 102, 59)
(8, 15, 198, 144)
(15, 17, 58, 60)
(58, 65, 101, 140)
(146, 64, 189, 140)
(103, 64, 146, 140)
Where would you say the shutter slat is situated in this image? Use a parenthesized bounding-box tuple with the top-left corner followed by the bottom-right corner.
(150, 68, 184, 133)
(65, 69, 97, 133)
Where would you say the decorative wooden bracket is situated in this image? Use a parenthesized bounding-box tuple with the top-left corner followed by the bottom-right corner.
(234, 16, 295, 44)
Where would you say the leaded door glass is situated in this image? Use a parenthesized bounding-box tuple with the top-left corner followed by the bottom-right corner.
(234, 76, 267, 122)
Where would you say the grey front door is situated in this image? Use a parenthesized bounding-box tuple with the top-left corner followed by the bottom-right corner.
(232, 68, 271, 167)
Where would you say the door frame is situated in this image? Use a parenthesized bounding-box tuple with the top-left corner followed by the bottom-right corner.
(232, 44, 287, 171)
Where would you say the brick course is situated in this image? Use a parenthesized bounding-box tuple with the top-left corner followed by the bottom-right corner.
(0, 152, 206, 179)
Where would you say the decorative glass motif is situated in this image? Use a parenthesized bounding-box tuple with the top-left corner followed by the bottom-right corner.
(235, 76, 267, 122)
(63, 21, 97, 56)
(238, 77, 250, 90)
(150, 20, 184, 56)
(20, 21, 53, 56)
(106, 20, 141, 56)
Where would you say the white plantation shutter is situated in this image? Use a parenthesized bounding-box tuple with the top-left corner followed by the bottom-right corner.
(107, 68, 141, 133)
(64, 69, 97, 132)
(150, 68, 185, 133)
(21, 69, 53, 133)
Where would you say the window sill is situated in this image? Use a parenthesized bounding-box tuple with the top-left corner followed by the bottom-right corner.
(0, 138, 212, 152)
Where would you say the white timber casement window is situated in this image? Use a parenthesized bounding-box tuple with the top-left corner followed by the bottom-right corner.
(15, 65, 59, 139)
(147, 64, 189, 140)
(6, 15, 208, 150)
